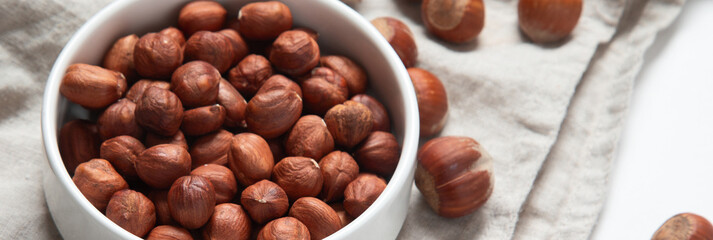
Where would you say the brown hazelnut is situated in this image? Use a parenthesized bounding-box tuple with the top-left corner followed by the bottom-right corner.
(269, 30, 320, 77)
(288, 197, 342, 240)
(184, 31, 236, 73)
(285, 115, 334, 160)
(190, 164, 238, 204)
(171, 61, 221, 107)
(98, 98, 144, 140)
(227, 133, 274, 186)
(246, 89, 303, 139)
(293, 27, 319, 41)
(318, 151, 359, 203)
(59, 119, 100, 175)
(267, 137, 286, 161)
(353, 131, 401, 177)
(136, 144, 191, 189)
(415, 136, 494, 218)
(257, 217, 310, 240)
(219, 29, 250, 66)
(273, 157, 323, 201)
(238, 1, 293, 40)
(202, 203, 252, 240)
(518, 0, 582, 43)
(422, 0, 485, 43)
(217, 79, 248, 128)
(181, 104, 226, 136)
(178, 1, 227, 36)
(60, 63, 127, 109)
(407, 67, 448, 137)
(146, 225, 193, 240)
(329, 203, 354, 227)
(240, 180, 289, 224)
(343, 173, 387, 217)
(105, 189, 156, 238)
(100, 135, 145, 181)
(320, 56, 367, 96)
(135, 87, 184, 137)
(126, 79, 171, 103)
(168, 175, 216, 229)
(255, 74, 302, 98)
(134, 33, 183, 79)
(301, 67, 349, 115)
(652, 213, 713, 240)
(350, 94, 391, 132)
(228, 54, 273, 97)
(148, 190, 176, 226)
(371, 17, 418, 68)
(102, 34, 139, 81)
(159, 27, 186, 46)
(189, 129, 232, 168)
(324, 101, 373, 148)
(145, 130, 189, 150)
(72, 159, 128, 211)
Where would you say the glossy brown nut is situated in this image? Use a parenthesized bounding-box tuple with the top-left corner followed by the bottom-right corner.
(184, 31, 235, 73)
(135, 87, 184, 137)
(371, 17, 418, 68)
(320, 56, 367, 96)
(293, 27, 319, 41)
(353, 131, 401, 177)
(136, 144, 191, 189)
(257, 217, 310, 240)
(125, 79, 170, 103)
(168, 175, 216, 229)
(407, 68, 448, 137)
(134, 33, 183, 79)
(171, 61, 221, 108)
(288, 197, 342, 240)
(100, 135, 145, 181)
(102, 34, 139, 81)
(148, 190, 176, 226)
(343, 173, 387, 217)
(178, 0, 227, 36)
(181, 104, 226, 136)
(422, 0, 485, 43)
(59, 119, 100, 175)
(219, 29, 250, 66)
(267, 137, 286, 162)
(301, 67, 349, 115)
(285, 115, 334, 160)
(191, 164, 238, 204)
(217, 79, 248, 128)
(269, 30, 320, 77)
(60, 63, 127, 109)
(246, 89, 303, 139)
(324, 101, 373, 148)
(350, 94, 390, 132)
(106, 189, 156, 238)
(329, 203, 354, 227)
(255, 74, 302, 98)
(240, 180, 289, 224)
(72, 159, 128, 211)
(652, 213, 713, 240)
(415, 136, 494, 218)
(228, 54, 273, 97)
(319, 151, 359, 203)
(228, 133, 274, 186)
(190, 129, 232, 168)
(146, 225, 193, 240)
(98, 99, 144, 140)
(145, 130, 188, 150)
(238, 1, 293, 40)
(159, 27, 186, 46)
(202, 203, 252, 240)
(273, 157, 323, 201)
(518, 0, 582, 43)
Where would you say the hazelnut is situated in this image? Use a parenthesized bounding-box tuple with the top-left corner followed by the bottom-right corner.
(219, 29, 250, 66)
(227, 133, 274, 186)
(407, 68, 448, 137)
(285, 115, 334, 160)
(171, 61, 221, 108)
(102, 34, 139, 81)
(343, 173, 387, 217)
(371, 17, 418, 67)
(59, 119, 100, 175)
(178, 0, 227, 36)
(652, 213, 713, 240)
(324, 101, 373, 148)
(168, 175, 216, 229)
(184, 31, 235, 73)
(255, 74, 302, 98)
(135, 87, 184, 137)
(134, 33, 183, 79)
(329, 203, 354, 227)
(421, 0, 485, 43)
(217, 79, 248, 128)
(60, 63, 127, 109)
(238, 1, 293, 40)
(72, 159, 128, 211)
(415, 136, 494, 218)
(105, 189, 156, 238)
(146, 225, 193, 240)
(267, 137, 286, 161)
(126, 79, 170, 103)
(518, 0, 582, 43)
(148, 190, 176, 226)
(190, 164, 238, 204)
(257, 217, 310, 240)
(159, 27, 186, 46)
(294, 27, 319, 41)
(288, 197, 342, 240)
(98, 98, 144, 140)
(136, 144, 191, 189)
(246, 89, 303, 139)
(189, 129, 232, 168)
(319, 151, 359, 203)
(301, 67, 349, 115)
(145, 130, 189, 150)
(181, 104, 226, 136)
(353, 131, 401, 177)
(240, 180, 289, 224)
(228, 54, 273, 97)
(320, 56, 367, 96)
(273, 157, 323, 200)
(100, 135, 145, 181)
(202, 203, 252, 240)
(269, 30, 320, 77)
(350, 94, 391, 132)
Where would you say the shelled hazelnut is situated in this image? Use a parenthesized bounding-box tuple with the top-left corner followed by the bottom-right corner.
(258, 217, 311, 240)
(217, 79, 248, 128)
(289, 197, 342, 240)
(102, 34, 138, 81)
(60, 64, 127, 109)
(180, 104, 226, 136)
(343, 173, 387, 217)
(168, 175, 216, 229)
(72, 159, 128, 211)
(135, 144, 191, 189)
(301, 67, 349, 115)
(329, 203, 354, 227)
(159, 27, 186, 46)
(125, 80, 170, 103)
(273, 157, 324, 200)
(255, 74, 302, 98)
(228, 54, 273, 97)
(350, 94, 391, 132)
(238, 1, 293, 40)
(240, 180, 289, 224)
(190, 164, 238, 204)
(171, 61, 221, 108)
(269, 30, 320, 77)
(202, 203, 252, 240)
(146, 225, 193, 240)
(228, 133, 275, 186)
(285, 115, 334, 160)
(353, 131, 401, 177)
(148, 190, 175, 226)
(100, 135, 145, 182)
(189, 129, 232, 167)
(59, 119, 100, 175)
(98, 99, 144, 140)
(145, 130, 188, 150)
(134, 33, 183, 79)
(105, 189, 156, 237)
(178, 1, 227, 36)
(320, 55, 367, 96)
(319, 151, 359, 203)
(218, 29, 250, 65)
(246, 89, 303, 139)
(324, 101, 373, 148)
(184, 31, 236, 73)
(135, 87, 184, 137)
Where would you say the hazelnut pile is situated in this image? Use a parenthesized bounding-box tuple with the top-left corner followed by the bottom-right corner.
(58, 1, 401, 239)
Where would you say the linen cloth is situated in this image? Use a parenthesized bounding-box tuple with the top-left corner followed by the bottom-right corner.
(0, 0, 684, 239)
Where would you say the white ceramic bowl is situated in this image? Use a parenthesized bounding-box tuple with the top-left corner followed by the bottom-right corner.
(41, 0, 419, 239)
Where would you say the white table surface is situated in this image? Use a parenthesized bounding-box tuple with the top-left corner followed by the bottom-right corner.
(591, 0, 713, 238)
